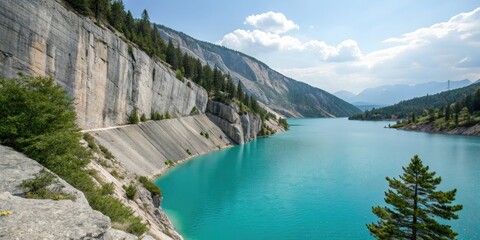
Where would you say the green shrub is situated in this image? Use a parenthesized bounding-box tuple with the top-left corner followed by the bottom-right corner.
(138, 176, 161, 196)
(185, 149, 192, 155)
(128, 45, 133, 56)
(190, 106, 198, 115)
(130, 109, 139, 124)
(140, 113, 147, 122)
(126, 218, 148, 236)
(83, 133, 99, 151)
(123, 184, 137, 200)
(98, 144, 114, 159)
(110, 169, 123, 179)
(175, 69, 184, 81)
(21, 169, 75, 201)
(204, 132, 209, 139)
(164, 160, 174, 167)
(101, 182, 115, 195)
(165, 112, 171, 119)
(278, 118, 289, 130)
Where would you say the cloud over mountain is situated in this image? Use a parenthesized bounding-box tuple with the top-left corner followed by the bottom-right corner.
(221, 8, 480, 93)
(220, 12, 362, 63)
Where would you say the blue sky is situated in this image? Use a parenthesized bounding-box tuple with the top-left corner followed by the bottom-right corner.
(124, 1, 480, 93)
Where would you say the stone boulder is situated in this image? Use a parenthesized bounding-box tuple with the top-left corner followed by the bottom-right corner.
(0, 192, 110, 239)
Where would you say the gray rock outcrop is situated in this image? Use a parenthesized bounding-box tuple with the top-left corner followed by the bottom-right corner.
(0, 145, 87, 205)
(0, 145, 129, 240)
(0, 0, 207, 130)
(206, 101, 262, 144)
(0, 192, 110, 240)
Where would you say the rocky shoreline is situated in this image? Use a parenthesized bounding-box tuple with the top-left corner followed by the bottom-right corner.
(396, 123, 480, 137)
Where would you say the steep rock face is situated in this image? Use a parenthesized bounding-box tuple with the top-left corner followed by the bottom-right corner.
(0, 0, 207, 130)
(241, 113, 262, 143)
(90, 114, 235, 177)
(206, 101, 262, 144)
(157, 25, 361, 118)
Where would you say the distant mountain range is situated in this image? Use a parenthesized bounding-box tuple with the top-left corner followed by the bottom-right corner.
(156, 25, 360, 118)
(334, 79, 473, 107)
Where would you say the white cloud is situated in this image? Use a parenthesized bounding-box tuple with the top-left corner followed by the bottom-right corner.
(244, 11, 299, 34)
(221, 29, 303, 53)
(306, 39, 363, 62)
(221, 8, 480, 93)
(220, 30, 362, 62)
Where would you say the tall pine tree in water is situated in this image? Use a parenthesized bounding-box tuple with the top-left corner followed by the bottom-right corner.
(367, 155, 462, 240)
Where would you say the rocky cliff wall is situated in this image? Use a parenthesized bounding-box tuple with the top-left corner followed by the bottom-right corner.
(0, 0, 207, 130)
(206, 101, 262, 144)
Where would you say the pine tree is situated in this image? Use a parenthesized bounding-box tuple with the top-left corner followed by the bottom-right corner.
(109, 0, 125, 30)
(64, 0, 90, 14)
(90, 0, 109, 21)
(130, 109, 139, 124)
(166, 40, 178, 69)
(237, 81, 244, 100)
(367, 155, 462, 240)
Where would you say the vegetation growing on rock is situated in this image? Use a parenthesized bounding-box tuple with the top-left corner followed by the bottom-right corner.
(21, 169, 75, 201)
(0, 76, 146, 235)
(138, 176, 161, 196)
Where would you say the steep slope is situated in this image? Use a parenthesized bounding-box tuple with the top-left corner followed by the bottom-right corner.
(157, 25, 360, 118)
(349, 81, 480, 120)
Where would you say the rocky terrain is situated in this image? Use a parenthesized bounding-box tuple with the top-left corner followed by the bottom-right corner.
(0, 145, 141, 239)
(397, 123, 480, 136)
(157, 25, 360, 118)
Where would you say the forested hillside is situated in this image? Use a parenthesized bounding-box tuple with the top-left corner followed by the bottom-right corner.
(156, 25, 361, 117)
(349, 82, 480, 120)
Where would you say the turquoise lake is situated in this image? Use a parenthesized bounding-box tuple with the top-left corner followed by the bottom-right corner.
(155, 118, 480, 239)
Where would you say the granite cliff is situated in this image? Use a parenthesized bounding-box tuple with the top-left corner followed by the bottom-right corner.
(0, 0, 208, 130)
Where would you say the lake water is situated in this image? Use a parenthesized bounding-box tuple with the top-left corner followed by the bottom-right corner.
(155, 118, 480, 239)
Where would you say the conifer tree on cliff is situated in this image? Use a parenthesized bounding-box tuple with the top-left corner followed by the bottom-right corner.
(367, 155, 462, 240)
